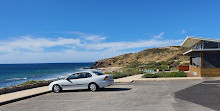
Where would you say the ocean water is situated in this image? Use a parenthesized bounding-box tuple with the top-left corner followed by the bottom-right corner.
(0, 63, 94, 88)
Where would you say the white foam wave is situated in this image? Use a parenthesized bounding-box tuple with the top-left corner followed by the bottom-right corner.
(6, 77, 27, 81)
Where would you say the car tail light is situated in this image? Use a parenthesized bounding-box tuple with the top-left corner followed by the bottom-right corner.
(104, 76, 109, 80)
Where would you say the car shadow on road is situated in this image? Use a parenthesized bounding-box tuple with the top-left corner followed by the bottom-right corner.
(98, 88, 131, 91)
(175, 80, 220, 110)
(61, 88, 131, 93)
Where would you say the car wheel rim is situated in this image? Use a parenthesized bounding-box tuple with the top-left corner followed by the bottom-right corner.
(90, 84, 96, 91)
(54, 85, 60, 92)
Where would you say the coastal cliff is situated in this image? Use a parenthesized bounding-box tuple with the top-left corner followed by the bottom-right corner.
(91, 46, 189, 69)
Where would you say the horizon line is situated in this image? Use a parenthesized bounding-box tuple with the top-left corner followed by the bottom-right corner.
(0, 62, 95, 65)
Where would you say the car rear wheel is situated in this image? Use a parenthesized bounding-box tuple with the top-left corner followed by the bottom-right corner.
(53, 84, 61, 93)
(89, 83, 98, 92)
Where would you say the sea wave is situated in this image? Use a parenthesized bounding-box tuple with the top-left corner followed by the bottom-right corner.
(6, 77, 27, 81)
(57, 76, 67, 79)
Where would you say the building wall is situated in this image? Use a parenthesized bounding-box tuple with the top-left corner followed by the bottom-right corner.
(189, 66, 220, 77)
(201, 68, 220, 77)
(189, 66, 201, 77)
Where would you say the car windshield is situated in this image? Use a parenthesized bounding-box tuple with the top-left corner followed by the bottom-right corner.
(93, 71, 105, 76)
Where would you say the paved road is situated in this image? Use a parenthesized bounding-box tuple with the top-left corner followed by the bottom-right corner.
(1, 79, 220, 111)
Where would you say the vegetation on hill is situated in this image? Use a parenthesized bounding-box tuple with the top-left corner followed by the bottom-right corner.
(105, 68, 144, 79)
(91, 46, 190, 71)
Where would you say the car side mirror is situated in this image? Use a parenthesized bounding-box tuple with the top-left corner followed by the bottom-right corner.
(65, 77, 69, 80)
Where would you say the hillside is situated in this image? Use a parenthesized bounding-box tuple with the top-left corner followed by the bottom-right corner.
(91, 46, 190, 70)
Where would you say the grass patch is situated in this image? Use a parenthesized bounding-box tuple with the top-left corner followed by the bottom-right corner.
(142, 71, 187, 78)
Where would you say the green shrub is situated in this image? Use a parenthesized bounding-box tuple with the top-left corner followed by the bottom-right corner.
(142, 73, 157, 78)
(180, 62, 190, 65)
(29, 80, 37, 84)
(156, 71, 186, 77)
(113, 73, 128, 79)
(142, 71, 186, 78)
(17, 80, 39, 86)
(104, 72, 112, 74)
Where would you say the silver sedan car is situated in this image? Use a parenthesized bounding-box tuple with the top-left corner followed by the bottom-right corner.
(49, 71, 114, 92)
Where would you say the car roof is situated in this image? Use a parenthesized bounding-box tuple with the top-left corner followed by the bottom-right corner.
(71, 70, 97, 74)
(75, 71, 92, 73)
(66, 71, 91, 76)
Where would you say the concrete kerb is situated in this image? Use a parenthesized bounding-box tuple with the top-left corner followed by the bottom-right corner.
(113, 77, 204, 83)
(0, 86, 50, 106)
(133, 77, 204, 82)
(114, 74, 204, 83)
(0, 91, 51, 106)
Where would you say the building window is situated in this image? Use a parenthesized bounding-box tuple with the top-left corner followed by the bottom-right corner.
(190, 52, 201, 67)
(203, 51, 220, 68)
(192, 42, 202, 49)
(203, 41, 219, 49)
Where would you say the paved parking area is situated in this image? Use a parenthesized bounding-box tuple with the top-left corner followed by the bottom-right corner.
(0, 79, 220, 111)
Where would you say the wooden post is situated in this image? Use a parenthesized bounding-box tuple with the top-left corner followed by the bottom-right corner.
(200, 40, 203, 68)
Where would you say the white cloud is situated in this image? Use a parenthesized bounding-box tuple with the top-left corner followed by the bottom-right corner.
(0, 32, 184, 63)
(68, 31, 106, 42)
(84, 35, 106, 42)
(0, 49, 130, 63)
(84, 39, 183, 51)
(153, 32, 164, 39)
(181, 30, 186, 34)
(0, 36, 81, 52)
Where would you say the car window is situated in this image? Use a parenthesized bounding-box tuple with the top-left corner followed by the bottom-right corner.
(93, 71, 105, 76)
(78, 72, 92, 79)
(86, 73, 92, 77)
(68, 74, 78, 79)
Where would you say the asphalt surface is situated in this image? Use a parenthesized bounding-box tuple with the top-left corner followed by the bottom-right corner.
(1, 79, 220, 111)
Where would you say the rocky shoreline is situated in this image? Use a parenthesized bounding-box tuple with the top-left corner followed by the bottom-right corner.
(0, 80, 53, 95)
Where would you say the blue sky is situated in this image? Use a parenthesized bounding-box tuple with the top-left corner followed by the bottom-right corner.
(0, 0, 220, 63)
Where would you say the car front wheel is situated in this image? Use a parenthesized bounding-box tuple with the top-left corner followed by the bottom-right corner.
(53, 84, 61, 93)
(89, 83, 98, 92)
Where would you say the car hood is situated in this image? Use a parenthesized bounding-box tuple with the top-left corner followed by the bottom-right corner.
(50, 79, 67, 85)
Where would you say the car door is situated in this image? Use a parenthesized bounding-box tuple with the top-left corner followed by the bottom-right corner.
(74, 72, 92, 89)
(62, 74, 79, 90)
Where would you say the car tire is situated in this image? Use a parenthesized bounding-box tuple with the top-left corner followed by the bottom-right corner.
(89, 83, 99, 92)
(53, 84, 62, 93)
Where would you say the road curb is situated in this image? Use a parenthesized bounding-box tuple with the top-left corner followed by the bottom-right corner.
(114, 80, 134, 83)
(0, 91, 51, 106)
(133, 77, 203, 82)
(0, 86, 50, 106)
